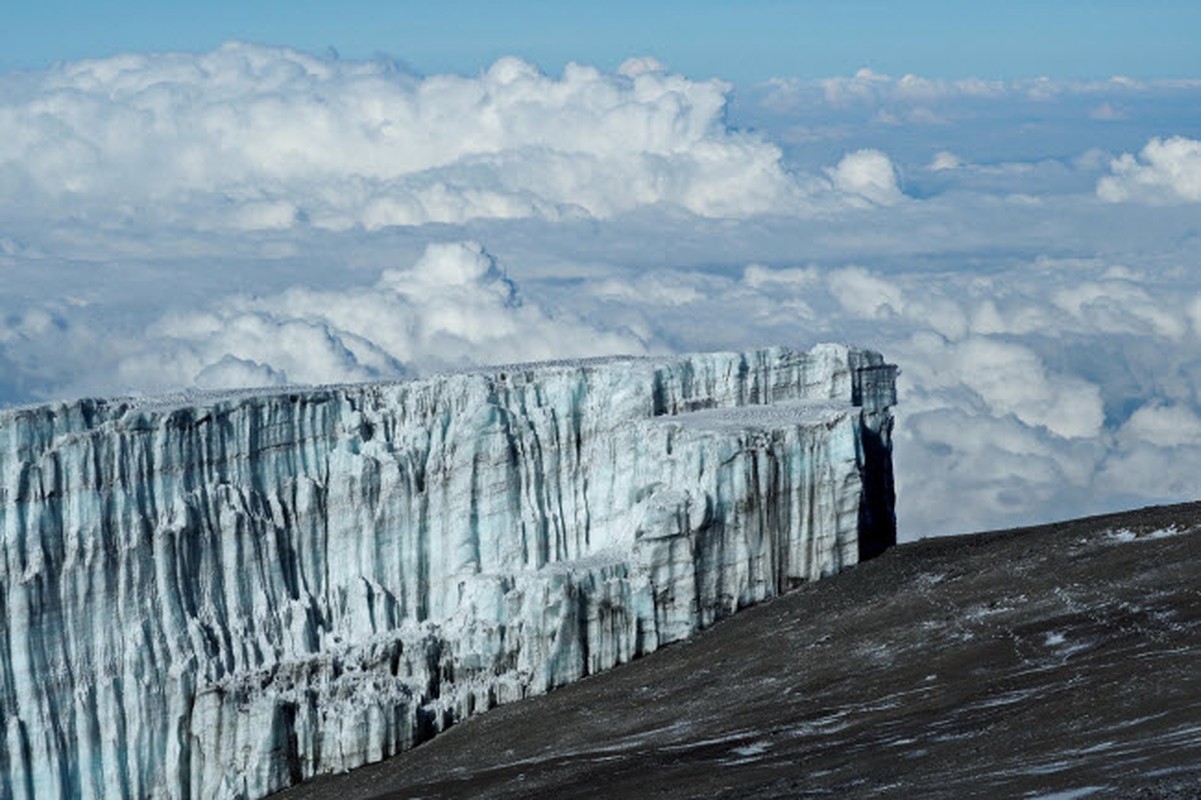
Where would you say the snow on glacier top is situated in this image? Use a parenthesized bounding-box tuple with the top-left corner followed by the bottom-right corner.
(661, 400, 854, 431)
(0, 351, 647, 419)
(0, 343, 867, 422)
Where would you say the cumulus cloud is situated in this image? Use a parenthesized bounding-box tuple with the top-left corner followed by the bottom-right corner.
(1051, 277, 1188, 339)
(826, 150, 903, 205)
(903, 335, 1104, 439)
(896, 405, 1106, 535)
(827, 265, 906, 318)
(1096, 136, 1201, 204)
(104, 241, 651, 394)
(617, 56, 667, 78)
(1095, 442, 1201, 501)
(1118, 402, 1201, 448)
(0, 43, 909, 228)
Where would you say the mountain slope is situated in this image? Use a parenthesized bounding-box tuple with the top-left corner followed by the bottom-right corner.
(272, 502, 1201, 799)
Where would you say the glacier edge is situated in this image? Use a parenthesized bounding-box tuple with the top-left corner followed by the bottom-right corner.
(0, 344, 897, 799)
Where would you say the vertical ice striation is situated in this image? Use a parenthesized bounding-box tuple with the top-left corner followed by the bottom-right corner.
(0, 344, 896, 799)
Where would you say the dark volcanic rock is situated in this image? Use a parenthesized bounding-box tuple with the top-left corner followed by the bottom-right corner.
(272, 503, 1201, 799)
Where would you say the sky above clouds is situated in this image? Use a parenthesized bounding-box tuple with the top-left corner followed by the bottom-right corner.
(2, 5, 1200, 540)
(6, 1, 1201, 81)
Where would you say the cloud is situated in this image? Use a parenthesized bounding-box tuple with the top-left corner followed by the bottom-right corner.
(1095, 442, 1201, 501)
(1118, 401, 1201, 448)
(102, 241, 651, 394)
(903, 335, 1105, 439)
(826, 150, 903, 205)
(1096, 136, 1201, 204)
(894, 405, 1105, 535)
(542, 250, 1201, 537)
(0, 43, 921, 229)
(4, 48, 1201, 542)
(617, 56, 667, 78)
(929, 151, 962, 171)
(763, 71, 1197, 113)
(743, 72, 1201, 203)
(827, 266, 906, 319)
(194, 356, 287, 390)
(1051, 277, 1188, 339)
(812, 69, 1008, 108)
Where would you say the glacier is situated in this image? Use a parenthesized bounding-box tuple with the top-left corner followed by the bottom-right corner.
(0, 344, 896, 799)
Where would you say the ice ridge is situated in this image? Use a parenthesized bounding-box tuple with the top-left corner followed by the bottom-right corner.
(0, 344, 896, 799)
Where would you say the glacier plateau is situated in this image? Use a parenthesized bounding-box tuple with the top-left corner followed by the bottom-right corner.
(0, 344, 896, 799)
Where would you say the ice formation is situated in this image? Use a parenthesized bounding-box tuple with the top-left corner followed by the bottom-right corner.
(0, 344, 896, 799)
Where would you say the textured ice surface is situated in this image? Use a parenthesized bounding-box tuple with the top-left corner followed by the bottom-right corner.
(0, 344, 896, 799)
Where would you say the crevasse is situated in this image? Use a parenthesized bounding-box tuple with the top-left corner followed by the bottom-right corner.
(0, 344, 896, 799)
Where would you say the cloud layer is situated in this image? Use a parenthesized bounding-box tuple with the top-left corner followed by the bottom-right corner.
(39, 241, 652, 396)
(3, 44, 1200, 541)
(0, 43, 906, 229)
(556, 254, 1201, 537)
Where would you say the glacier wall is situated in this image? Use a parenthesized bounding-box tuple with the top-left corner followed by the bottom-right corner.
(0, 344, 896, 799)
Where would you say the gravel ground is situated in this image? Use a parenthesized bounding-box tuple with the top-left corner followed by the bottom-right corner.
(272, 502, 1201, 800)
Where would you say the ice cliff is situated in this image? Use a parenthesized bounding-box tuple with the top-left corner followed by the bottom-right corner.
(0, 344, 896, 799)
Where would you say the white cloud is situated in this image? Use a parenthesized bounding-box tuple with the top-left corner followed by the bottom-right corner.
(1189, 295, 1201, 337)
(194, 356, 287, 390)
(104, 241, 651, 394)
(929, 151, 962, 171)
(0, 43, 904, 228)
(826, 150, 903, 205)
(827, 266, 906, 318)
(617, 56, 667, 78)
(1052, 279, 1188, 339)
(741, 263, 818, 289)
(1096, 441, 1201, 500)
(1097, 136, 1201, 204)
(936, 337, 1104, 439)
(1118, 402, 1201, 448)
(893, 405, 1104, 535)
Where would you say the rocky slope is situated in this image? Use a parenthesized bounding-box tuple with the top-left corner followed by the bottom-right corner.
(271, 502, 1201, 800)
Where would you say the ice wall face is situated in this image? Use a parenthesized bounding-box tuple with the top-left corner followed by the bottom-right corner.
(0, 344, 896, 800)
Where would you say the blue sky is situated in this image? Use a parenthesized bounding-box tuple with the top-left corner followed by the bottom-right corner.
(5, 0, 1201, 81)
